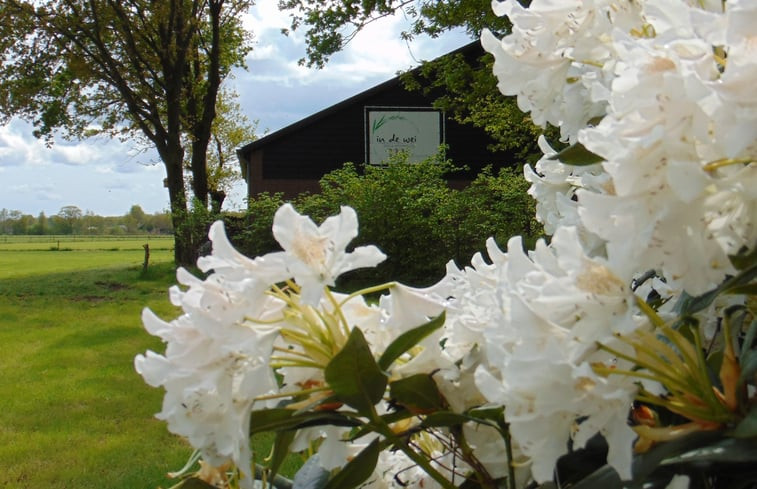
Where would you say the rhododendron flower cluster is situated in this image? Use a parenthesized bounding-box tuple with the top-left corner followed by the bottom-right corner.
(485, 0, 757, 295)
(137, 1, 755, 488)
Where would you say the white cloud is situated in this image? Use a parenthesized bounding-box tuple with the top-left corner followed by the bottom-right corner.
(0, 121, 50, 167)
(51, 142, 107, 166)
(242, 0, 471, 87)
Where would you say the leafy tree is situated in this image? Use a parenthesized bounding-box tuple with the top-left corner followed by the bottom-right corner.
(278, 0, 544, 163)
(31, 211, 47, 235)
(277, 0, 509, 68)
(81, 210, 104, 234)
(124, 205, 147, 233)
(400, 50, 543, 163)
(57, 205, 82, 234)
(0, 0, 253, 264)
(184, 88, 259, 213)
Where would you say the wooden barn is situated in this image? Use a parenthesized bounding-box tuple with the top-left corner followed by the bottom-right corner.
(236, 42, 515, 199)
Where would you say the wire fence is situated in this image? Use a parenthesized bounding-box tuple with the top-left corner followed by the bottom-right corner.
(0, 234, 173, 243)
(0, 234, 174, 251)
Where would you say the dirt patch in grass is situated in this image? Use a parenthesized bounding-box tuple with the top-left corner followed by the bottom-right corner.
(95, 280, 129, 291)
(71, 295, 108, 302)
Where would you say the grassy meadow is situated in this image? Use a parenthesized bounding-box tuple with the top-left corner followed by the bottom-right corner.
(0, 237, 295, 488)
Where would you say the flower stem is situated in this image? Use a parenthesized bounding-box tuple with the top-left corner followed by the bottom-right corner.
(367, 406, 458, 489)
(338, 282, 397, 307)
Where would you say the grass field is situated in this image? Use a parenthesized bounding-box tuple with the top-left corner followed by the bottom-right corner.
(0, 236, 174, 280)
(0, 241, 297, 488)
(0, 234, 174, 251)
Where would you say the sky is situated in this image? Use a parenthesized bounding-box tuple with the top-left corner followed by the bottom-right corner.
(0, 0, 473, 218)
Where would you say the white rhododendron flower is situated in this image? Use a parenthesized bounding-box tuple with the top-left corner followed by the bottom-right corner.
(444, 227, 641, 482)
(137, 0, 757, 486)
(489, 0, 756, 295)
(270, 203, 386, 304)
(482, 0, 644, 142)
(360, 433, 471, 489)
(135, 223, 287, 487)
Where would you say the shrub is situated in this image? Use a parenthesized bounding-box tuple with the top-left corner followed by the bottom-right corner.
(230, 153, 542, 286)
(228, 192, 285, 258)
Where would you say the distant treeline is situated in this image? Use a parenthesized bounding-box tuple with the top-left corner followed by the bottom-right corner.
(0, 205, 174, 236)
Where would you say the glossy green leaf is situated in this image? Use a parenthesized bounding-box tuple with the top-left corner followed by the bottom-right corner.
(732, 405, 757, 438)
(725, 283, 757, 296)
(661, 436, 757, 464)
(378, 312, 446, 371)
(565, 463, 623, 489)
(673, 264, 757, 316)
(347, 408, 415, 441)
(739, 319, 757, 386)
(467, 406, 505, 423)
(421, 405, 505, 429)
(269, 429, 297, 482)
(421, 411, 471, 428)
(570, 431, 723, 489)
(249, 408, 360, 434)
(548, 142, 604, 166)
(325, 327, 387, 415)
(629, 431, 723, 486)
(389, 374, 445, 413)
(250, 408, 296, 433)
(322, 439, 380, 489)
(729, 246, 757, 271)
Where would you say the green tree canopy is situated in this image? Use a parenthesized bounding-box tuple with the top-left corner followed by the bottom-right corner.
(184, 88, 258, 214)
(278, 0, 543, 162)
(277, 0, 510, 68)
(0, 0, 253, 264)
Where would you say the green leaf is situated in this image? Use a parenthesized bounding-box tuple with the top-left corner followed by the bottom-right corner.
(566, 463, 622, 489)
(467, 406, 505, 423)
(378, 312, 446, 371)
(673, 264, 757, 316)
(548, 142, 604, 166)
(325, 327, 387, 415)
(732, 405, 757, 438)
(739, 319, 757, 386)
(661, 436, 757, 464)
(389, 374, 445, 413)
(421, 411, 471, 428)
(570, 431, 724, 489)
(729, 246, 757, 271)
(421, 406, 505, 429)
(347, 408, 415, 441)
(628, 431, 723, 487)
(725, 283, 757, 296)
(250, 408, 296, 433)
(269, 429, 297, 482)
(322, 439, 380, 489)
(249, 408, 360, 434)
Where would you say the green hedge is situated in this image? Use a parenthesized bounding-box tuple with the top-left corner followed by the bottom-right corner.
(227, 154, 543, 286)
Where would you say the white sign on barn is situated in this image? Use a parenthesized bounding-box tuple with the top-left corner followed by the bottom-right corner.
(365, 108, 444, 165)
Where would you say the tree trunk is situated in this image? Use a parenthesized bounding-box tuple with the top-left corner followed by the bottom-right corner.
(210, 188, 226, 214)
(187, 0, 223, 210)
(163, 147, 195, 266)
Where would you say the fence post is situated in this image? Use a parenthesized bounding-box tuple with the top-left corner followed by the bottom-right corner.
(142, 243, 150, 273)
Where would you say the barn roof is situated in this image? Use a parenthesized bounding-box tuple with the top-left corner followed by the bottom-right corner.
(236, 40, 482, 159)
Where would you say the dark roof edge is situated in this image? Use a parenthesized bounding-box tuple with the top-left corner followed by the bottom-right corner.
(239, 76, 402, 154)
(237, 39, 481, 158)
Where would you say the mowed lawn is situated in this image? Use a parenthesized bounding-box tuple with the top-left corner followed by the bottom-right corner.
(0, 242, 194, 488)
